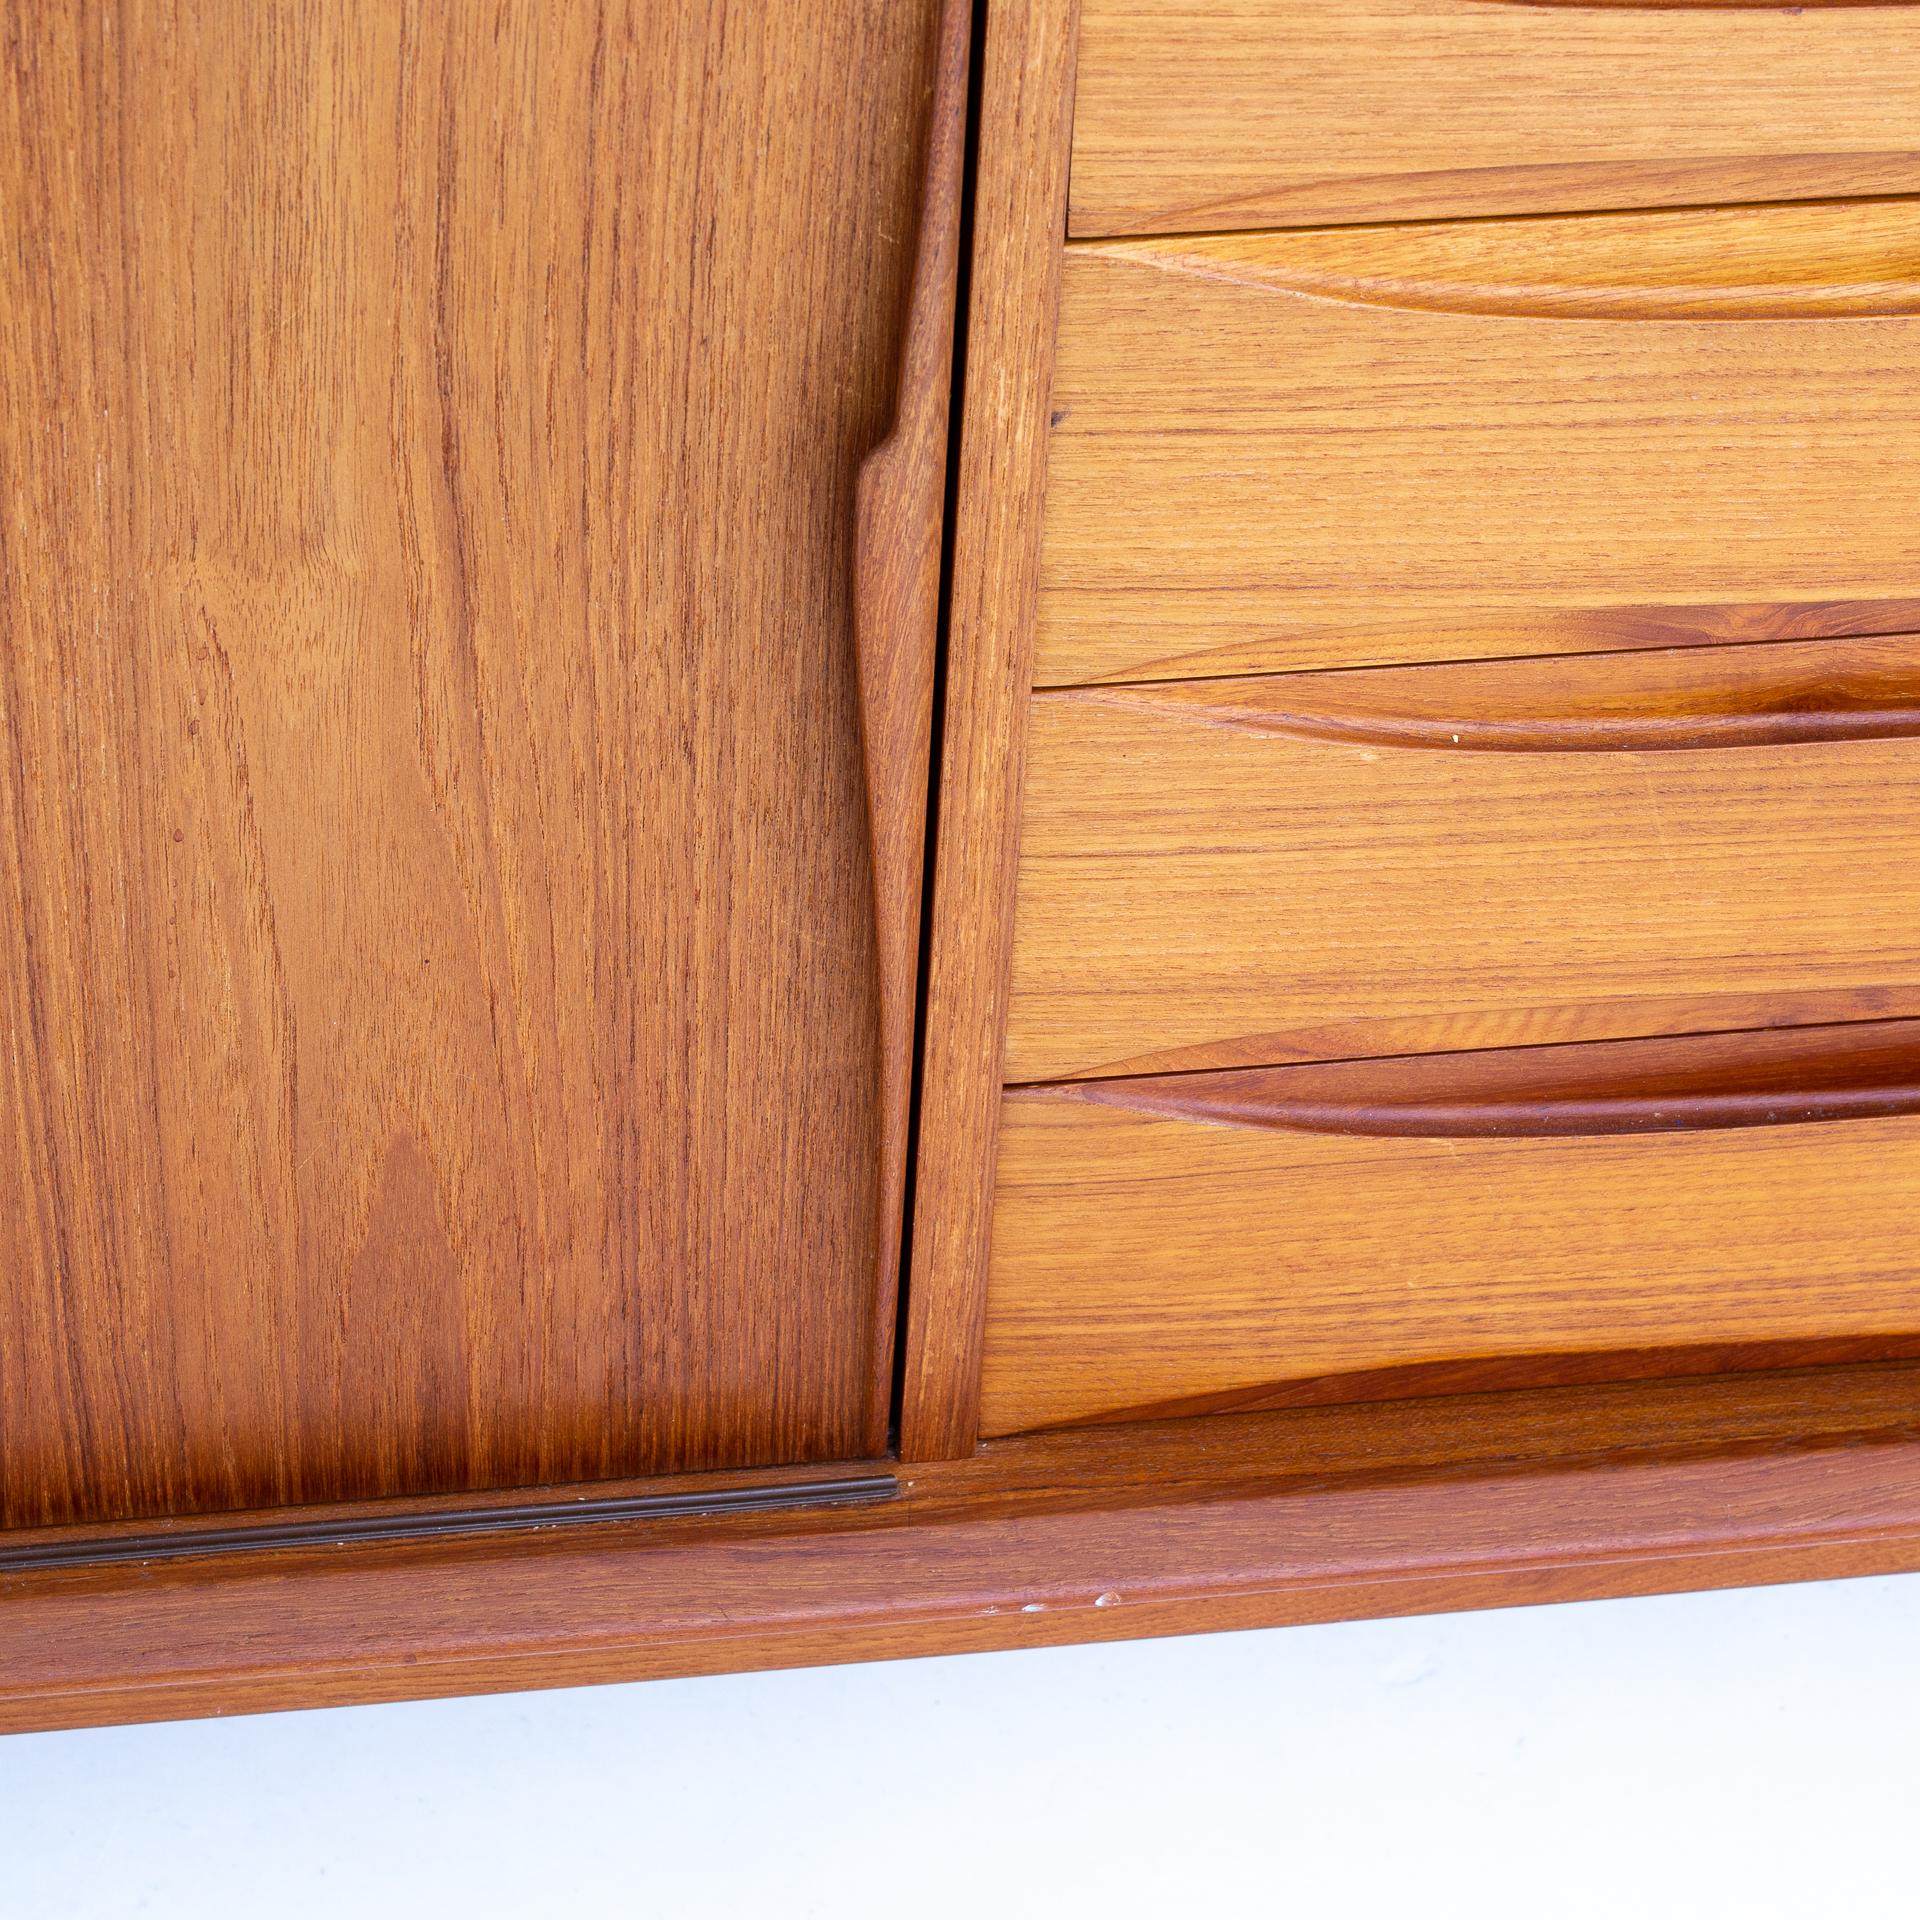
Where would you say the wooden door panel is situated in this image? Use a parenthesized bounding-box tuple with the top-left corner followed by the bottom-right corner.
(0, 0, 941, 1526)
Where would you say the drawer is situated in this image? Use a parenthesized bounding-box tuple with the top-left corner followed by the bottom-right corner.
(1006, 638, 1920, 1083)
(980, 1023, 1920, 1434)
(1071, 0, 1920, 235)
(1037, 202, 1920, 689)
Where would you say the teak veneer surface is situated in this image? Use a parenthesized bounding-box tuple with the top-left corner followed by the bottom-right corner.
(0, 0, 943, 1527)
(1006, 643, 1920, 1082)
(1044, 1019, 1920, 1139)
(982, 1027, 1920, 1434)
(1079, 200, 1920, 322)
(1037, 203, 1920, 688)
(1069, 0, 1920, 235)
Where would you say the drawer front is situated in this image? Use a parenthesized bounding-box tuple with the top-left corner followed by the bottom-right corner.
(1006, 639, 1920, 1083)
(1037, 203, 1920, 689)
(980, 1025, 1920, 1434)
(1071, 0, 1920, 236)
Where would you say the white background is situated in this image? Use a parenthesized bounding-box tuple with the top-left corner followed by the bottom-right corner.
(5, 1571, 1917, 1917)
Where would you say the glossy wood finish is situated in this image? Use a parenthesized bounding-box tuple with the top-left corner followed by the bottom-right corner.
(10, 1366, 1920, 1730)
(1006, 646, 1920, 1082)
(1069, 0, 1920, 236)
(1084, 200, 1920, 321)
(853, 0, 972, 1406)
(900, 0, 1082, 1460)
(1062, 633, 1920, 754)
(0, 0, 943, 1527)
(1067, 1339, 1920, 1426)
(982, 1026, 1920, 1433)
(1047, 1019, 1920, 1139)
(1038, 203, 1920, 688)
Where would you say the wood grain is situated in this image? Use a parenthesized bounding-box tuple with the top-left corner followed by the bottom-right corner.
(852, 0, 972, 1428)
(982, 1037, 1920, 1433)
(1050, 1018, 1920, 1138)
(1006, 653, 1920, 1083)
(1081, 200, 1920, 320)
(1072, 633, 1920, 754)
(1038, 202, 1920, 687)
(898, 0, 1081, 1460)
(1060, 1339, 1920, 1426)
(1501, 0, 1919, 8)
(1069, 0, 1920, 235)
(0, 0, 942, 1527)
(10, 1370, 1920, 1730)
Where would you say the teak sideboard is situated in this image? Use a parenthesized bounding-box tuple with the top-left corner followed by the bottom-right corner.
(6, 0, 1920, 1731)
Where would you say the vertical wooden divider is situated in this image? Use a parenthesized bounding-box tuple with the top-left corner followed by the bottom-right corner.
(899, 0, 1082, 1459)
